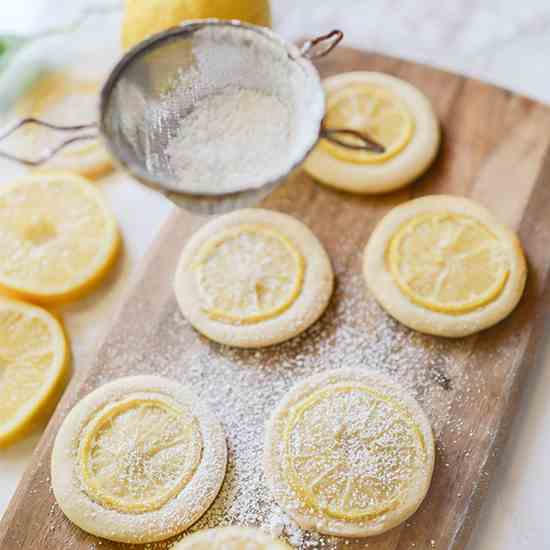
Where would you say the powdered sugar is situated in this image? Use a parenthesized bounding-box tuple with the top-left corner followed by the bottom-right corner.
(166, 87, 292, 195)
(85, 250, 487, 548)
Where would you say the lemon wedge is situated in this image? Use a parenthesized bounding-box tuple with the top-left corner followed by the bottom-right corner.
(194, 224, 305, 324)
(172, 526, 291, 550)
(0, 172, 120, 303)
(389, 212, 509, 313)
(0, 297, 68, 447)
(122, 0, 272, 49)
(321, 83, 414, 164)
(17, 72, 113, 179)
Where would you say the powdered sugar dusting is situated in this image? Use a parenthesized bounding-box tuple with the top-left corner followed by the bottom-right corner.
(80, 240, 497, 549)
(166, 87, 292, 195)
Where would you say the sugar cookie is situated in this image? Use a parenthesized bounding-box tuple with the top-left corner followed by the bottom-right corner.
(51, 376, 227, 543)
(364, 195, 527, 337)
(174, 209, 334, 348)
(172, 526, 291, 550)
(304, 71, 440, 194)
(264, 369, 435, 537)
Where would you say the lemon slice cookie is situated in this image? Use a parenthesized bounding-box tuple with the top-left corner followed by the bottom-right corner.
(0, 297, 68, 447)
(173, 526, 291, 550)
(0, 172, 120, 303)
(17, 72, 112, 179)
(51, 376, 227, 543)
(364, 195, 527, 337)
(264, 369, 434, 537)
(304, 72, 440, 194)
(174, 209, 334, 348)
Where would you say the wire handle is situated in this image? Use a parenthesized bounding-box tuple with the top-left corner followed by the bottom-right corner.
(0, 118, 97, 166)
(321, 126, 386, 154)
(299, 30, 344, 60)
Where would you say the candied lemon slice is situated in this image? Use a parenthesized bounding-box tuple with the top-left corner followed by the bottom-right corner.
(0, 172, 120, 303)
(320, 83, 414, 164)
(16, 72, 112, 179)
(388, 212, 509, 313)
(194, 224, 304, 324)
(172, 526, 291, 550)
(282, 382, 427, 521)
(0, 297, 68, 447)
(79, 394, 202, 513)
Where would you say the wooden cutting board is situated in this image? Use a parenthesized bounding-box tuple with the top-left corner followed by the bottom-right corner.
(2, 46, 550, 550)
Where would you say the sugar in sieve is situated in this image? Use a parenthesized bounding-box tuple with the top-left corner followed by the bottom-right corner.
(0, 20, 384, 214)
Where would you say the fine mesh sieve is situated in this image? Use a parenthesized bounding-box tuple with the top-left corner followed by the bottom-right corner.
(0, 21, 384, 214)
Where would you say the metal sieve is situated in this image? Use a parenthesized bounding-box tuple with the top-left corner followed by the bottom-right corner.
(0, 21, 383, 214)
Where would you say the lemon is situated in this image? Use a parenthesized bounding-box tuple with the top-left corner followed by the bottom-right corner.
(321, 83, 414, 164)
(0, 297, 68, 447)
(194, 224, 304, 324)
(17, 72, 113, 179)
(172, 527, 291, 550)
(0, 172, 120, 304)
(79, 393, 202, 513)
(389, 212, 509, 313)
(122, 0, 272, 50)
(282, 383, 427, 521)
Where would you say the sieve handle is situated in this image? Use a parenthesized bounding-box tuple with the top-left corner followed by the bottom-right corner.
(299, 30, 344, 60)
(321, 126, 386, 154)
(0, 118, 98, 166)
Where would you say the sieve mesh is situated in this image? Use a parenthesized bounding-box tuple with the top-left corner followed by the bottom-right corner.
(100, 21, 325, 211)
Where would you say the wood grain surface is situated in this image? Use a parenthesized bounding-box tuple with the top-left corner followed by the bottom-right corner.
(2, 46, 550, 550)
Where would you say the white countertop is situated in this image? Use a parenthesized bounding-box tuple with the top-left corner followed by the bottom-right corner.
(1, 2, 550, 549)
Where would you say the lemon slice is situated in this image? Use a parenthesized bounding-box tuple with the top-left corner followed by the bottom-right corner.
(79, 395, 202, 513)
(0, 172, 120, 303)
(52, 376, 227, 543)
(175, 209, 334, 348)
(363, 195, 527, 337)
(0, 297, 68, 447)
(264, 369, 434, 537)
(321, 83, 414, 164)
(172, 526, 291, 550)
(389, 212, 510, 313)
(304, 72, 440, 194)
(16, 72, 113, 179)
(194, 224, 304, 324)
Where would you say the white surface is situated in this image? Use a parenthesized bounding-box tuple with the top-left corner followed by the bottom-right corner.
(1, 2, 550, 549)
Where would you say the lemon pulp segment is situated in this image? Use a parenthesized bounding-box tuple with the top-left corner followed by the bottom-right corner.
(388, 212, 509, 313)
(79, 394, 202, 513)
(194, 224, 305, 324)
(282, 383, 427, 521)
(320, 84, 414, 164)
(0, 173, 119, 302)
(0, 297, 68, 447)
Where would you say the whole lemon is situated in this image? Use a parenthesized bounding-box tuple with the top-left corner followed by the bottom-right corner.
(122, 0, 272, 49)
